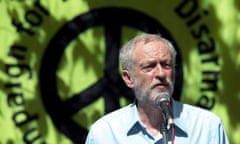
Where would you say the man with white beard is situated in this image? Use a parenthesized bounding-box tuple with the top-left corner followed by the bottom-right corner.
(85, 33, 229, 144)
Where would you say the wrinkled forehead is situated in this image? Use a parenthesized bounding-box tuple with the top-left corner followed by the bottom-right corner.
(134, 40, 169, 56)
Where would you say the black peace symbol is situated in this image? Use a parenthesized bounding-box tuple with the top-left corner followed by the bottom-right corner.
(39, 7, 183, 143)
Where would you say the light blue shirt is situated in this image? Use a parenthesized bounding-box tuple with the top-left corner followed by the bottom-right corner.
(85, 100, 229, 144)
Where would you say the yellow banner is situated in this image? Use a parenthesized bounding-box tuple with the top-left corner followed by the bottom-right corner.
(0, 0, 239, 143)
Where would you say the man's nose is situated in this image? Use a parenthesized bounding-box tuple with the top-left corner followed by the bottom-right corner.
(155, 64, 166, 78)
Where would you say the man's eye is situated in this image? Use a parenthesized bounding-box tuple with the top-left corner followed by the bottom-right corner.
(142, 65, 154, 72)
(162, 63, 172, 69)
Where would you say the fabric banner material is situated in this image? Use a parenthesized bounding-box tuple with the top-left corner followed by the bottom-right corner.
(0, 0, 239, 143)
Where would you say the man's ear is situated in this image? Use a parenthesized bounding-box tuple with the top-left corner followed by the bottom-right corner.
(122, 69, 134, 88)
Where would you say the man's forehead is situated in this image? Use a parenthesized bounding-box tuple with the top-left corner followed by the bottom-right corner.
(135, 40, 169, 54)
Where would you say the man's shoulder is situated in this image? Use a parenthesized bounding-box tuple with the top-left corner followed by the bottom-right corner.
(90, 103, 136, 129)
(174, 100, 221, 123)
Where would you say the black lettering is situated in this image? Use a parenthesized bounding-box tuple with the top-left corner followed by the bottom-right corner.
(34, 0, 49, 16)
(175, 0, 198, 18)
(187, 10, 208, 27)
(187, 14, 201, 27)
(5, 64, 32, 79)
(201, 71, 219, 91)
(191, 24, 215, 54)
(8, 93, 25, 107)
(5, 83, 21, 89)
(8, 45, 27, 60)
(197, 38, 215, 54)
(202, 55, 219, 65)
(12, 110, 38, 127)
(191, 24, 209, 39)
(12, 19, 34, 35)
(23, 128, 44, 144)
(25, 10, 42, 26)
(196, 95, 216, 110)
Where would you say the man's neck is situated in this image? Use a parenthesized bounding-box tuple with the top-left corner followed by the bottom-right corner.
(137, 102, 163, 136)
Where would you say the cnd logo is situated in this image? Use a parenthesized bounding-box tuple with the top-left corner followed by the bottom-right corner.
(39, 7, 183, 143)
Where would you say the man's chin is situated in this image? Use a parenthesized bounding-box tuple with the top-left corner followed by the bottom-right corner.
(154, 91, 170, 98)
